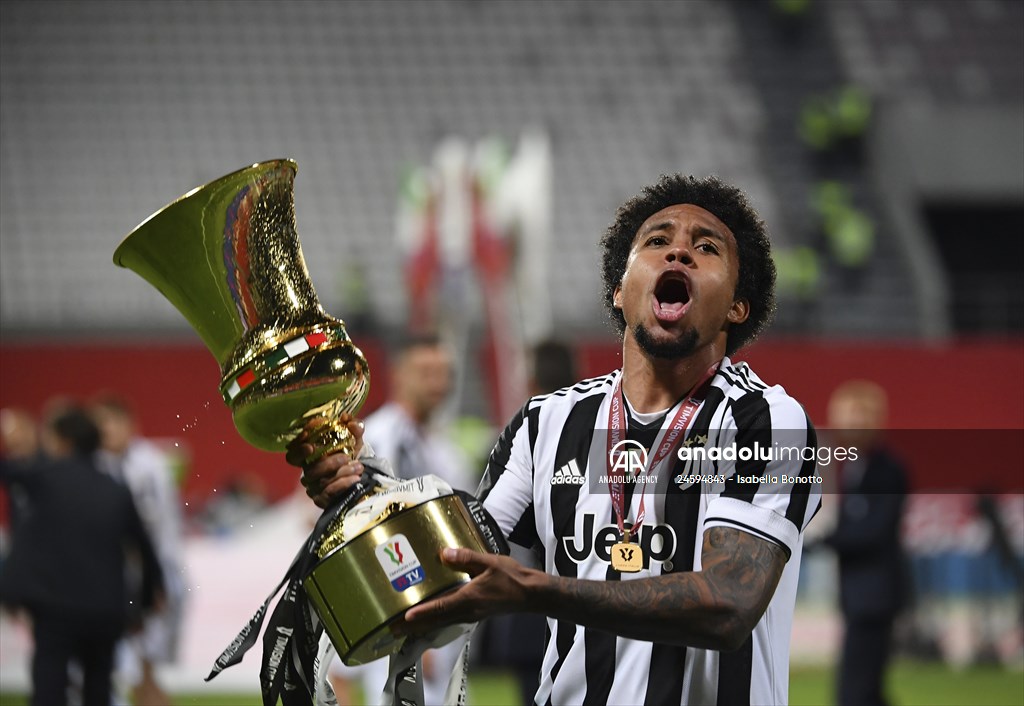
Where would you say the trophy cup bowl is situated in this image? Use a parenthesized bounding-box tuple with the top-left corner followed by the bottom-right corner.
(305, 494, 490, 665)
(114, 159, 368, 459)
(115, 160, 489, 666)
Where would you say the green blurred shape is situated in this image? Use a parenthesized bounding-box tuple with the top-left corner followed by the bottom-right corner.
(799, 85, 872, 150)
(775, 246, 822, 299)
(772, 0, 812, 16)
(789, 659, 1024, 706)
(811, 181, 876, 268)
(799, 96, 835, 150)
(834, 85, 872, 137)
(451, 415, 499, 471)
(829, 209, 876, 267)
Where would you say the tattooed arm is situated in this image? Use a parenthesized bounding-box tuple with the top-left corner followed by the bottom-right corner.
(403, 526, 786, 651)
(545, 527, 786, 649)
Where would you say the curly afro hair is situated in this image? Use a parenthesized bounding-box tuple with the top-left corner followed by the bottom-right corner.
(599, 174, 776, 356)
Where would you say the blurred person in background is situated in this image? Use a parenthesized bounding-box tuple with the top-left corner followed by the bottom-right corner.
(299, 175, 821, 706)
(823, 380, 910, 706)
(199, 471, 270, 535)
(358, 333, 475, 490)
(0, 404, 164, 706)
(91, 394, 186, 706)
(328, 332, 474, 705)
(0, 408, 41, 572)
(0, 408, 39, 461)
(479, 339, 576, 705)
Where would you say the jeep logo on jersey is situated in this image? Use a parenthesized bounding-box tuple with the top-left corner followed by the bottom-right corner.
(562, 513, 677, 570)
(609, 439, 648, 476)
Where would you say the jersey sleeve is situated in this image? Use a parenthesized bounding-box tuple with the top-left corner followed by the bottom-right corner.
(702, 388, 820, 560)
(478, 401, 538, 550)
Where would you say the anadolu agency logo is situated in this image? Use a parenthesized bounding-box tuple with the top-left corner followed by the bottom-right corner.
(602, 440, 651, 483)
(374, 533, 425, 592)
(609, 439, 649, 476)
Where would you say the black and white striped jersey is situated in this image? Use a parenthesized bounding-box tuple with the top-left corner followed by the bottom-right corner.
(479, 357, 820, 706)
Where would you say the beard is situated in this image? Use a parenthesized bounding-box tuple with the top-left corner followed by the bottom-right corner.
(632, 322, 700, 360)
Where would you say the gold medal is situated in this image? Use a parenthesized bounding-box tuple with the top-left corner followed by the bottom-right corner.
(611, 531, 643, 573)
(605, 368, 716, 577)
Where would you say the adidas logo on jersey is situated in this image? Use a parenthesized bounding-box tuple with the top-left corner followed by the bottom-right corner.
(551, 459, 586, 485)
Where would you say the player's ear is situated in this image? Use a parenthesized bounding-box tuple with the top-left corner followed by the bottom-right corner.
(613, 285, 623, 311)
(726, 298, 749, 325)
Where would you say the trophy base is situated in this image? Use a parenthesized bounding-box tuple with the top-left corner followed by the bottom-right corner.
(303, 494, 488, 665)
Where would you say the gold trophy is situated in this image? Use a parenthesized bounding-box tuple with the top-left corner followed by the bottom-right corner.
(115, 160, 490, 666)
(114, 159, 368, 459)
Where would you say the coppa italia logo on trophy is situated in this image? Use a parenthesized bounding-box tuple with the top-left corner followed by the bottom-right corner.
(375, 534, 425, 592)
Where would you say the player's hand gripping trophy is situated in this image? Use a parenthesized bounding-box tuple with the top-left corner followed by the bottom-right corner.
(115, 161, 500, 702)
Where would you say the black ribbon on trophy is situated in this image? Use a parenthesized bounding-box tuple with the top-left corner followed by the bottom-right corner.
(203, 457, 509, 706)
(114, 160, 508, 706)
(204, 463, 381, 706)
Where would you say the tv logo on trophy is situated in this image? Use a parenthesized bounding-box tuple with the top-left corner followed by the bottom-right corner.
(375, 534, 426, 592)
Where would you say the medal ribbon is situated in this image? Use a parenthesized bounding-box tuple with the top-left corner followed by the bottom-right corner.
(607, 364, 718, 542)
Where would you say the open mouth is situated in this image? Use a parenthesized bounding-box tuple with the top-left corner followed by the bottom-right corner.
(653, 272, 691, 321)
